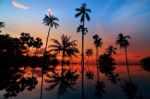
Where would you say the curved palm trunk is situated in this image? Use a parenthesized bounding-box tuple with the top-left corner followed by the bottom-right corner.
(44, 26, 51, 55)
(40, 24, 51, 99)
(40, 68, 44, 99)
(125, 48, 132, 81)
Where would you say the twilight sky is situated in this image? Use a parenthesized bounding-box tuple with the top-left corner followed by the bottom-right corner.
(0, 0, 150, 62)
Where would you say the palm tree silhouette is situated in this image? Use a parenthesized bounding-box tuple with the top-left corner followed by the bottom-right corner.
(75, 3, 91, 71)
(49, 34, 78, 73)
(43, 14, 59, 56)
(107, 72, 120, 84)
(105, 45, 117, 56)
(33, 37, 43, 56)
(116, 33, 131, 80)
(67, 47, 79, 64)
(0, 22, 5, 33)
(85, 48, 93, 65)
(41, 14, 59, 99)
(20, 33, 34, 55)
(45, 69, 79, 98)
(85, 49, 94, 79)
(93, 34, 103, 65)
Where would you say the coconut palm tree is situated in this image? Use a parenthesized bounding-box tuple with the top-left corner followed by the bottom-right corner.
(43, 14, 59, 56)
(93, 34, 103, 65)
(116, 33, 131, 79)
(0, 22, 5, 33)
(75, 3, 91, 69)
(49, 34, 78, 72)
(85, 48, 93, 65)
(33, 37, 43, 56)
(105, 45, 117, 56)
(45, 69, 79, 98)
(41, 14, 59, 99)
(67, 47, 79, 64)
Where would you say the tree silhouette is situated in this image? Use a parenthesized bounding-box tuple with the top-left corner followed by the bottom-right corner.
(45, 69, 79, 98)
(85, 48, 93, 65)
(93, 34, 103, 65)
(116, 33, 131, 80)
(49, 34, 78, 72)
(0, 22, 5, 33)
(43, 14, 59, 56)
(33, 37, 43, 56)
(20, 33, 34, 55)
(105, 45, 117, 56)
(75, 3, 91, 73)
(67, 46, 79, 64)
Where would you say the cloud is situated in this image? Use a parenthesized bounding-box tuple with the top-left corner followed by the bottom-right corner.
(12, 0, 29, 10)
(47, 8, 53, 16)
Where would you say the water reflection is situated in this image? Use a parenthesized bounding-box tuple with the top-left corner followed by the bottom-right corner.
(45, 68, 79, 98)
(0, 63, 150, 99)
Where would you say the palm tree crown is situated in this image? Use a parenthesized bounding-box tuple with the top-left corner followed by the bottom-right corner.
(105, 45, 117, 56)
(93, 34, 103, 48)
(85, 48, 93, 57)
(75, 3, 91, 23)
(49, 34, 78, 60)
(77, 25, 88, 35)
(0, 22, 5, 32)
(33, 38, 43, 49)
(43, 15, 59, 28)
(116, 33, 130, 49)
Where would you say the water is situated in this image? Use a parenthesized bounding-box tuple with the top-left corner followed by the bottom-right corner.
(0, 65, 150, 99)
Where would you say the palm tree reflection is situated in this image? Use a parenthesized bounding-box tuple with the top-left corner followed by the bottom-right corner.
(45, 68, 79, 98)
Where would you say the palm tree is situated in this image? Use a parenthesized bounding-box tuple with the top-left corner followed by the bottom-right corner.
(93, 34, 103, 65)
(41, 14, 59, 99)
(116, 33, 131, 80)
(33, 37, 43, 56)
(85, 48, 93, 65)
(67, 47, 79, 64)
(105, 45, 117, 56)
(43, 14, 59, 56)
(75, 3, 91, 70)
(45, 69, 79, 98)
(0, 22, 5, 33)
(49, 34, 78, 72)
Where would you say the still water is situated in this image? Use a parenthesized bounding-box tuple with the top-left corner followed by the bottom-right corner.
(0, 64, 150, 99)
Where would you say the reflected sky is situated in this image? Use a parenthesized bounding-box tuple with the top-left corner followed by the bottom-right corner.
(0, 64, 150, 99)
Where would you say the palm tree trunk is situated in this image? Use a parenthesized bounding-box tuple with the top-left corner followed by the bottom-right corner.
(35, 48, 38, 56)
(125, 48, 132, 81)
(40, 68, 43, 99)
(87, 56, 90, 71)
(44, 26, 51, 55)
(61, 51, 65, 76)
(81, 16, 85, 99)
(81, 67, 84, 99)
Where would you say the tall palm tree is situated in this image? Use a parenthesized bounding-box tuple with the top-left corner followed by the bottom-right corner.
(85, 48, 93, 65)
(75, 4, 91, 99)
(41, 14, 59, 99)
(33, 37, 43, 56)
(75, 3, 91, 70)
(43, 14, 59, 56)
(49, 34, 78, 72)
(0, 22, 5, 33)
(116, 33, 131, 79)
(105, 45, 117, 56)
(93, 34, 103, 65)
